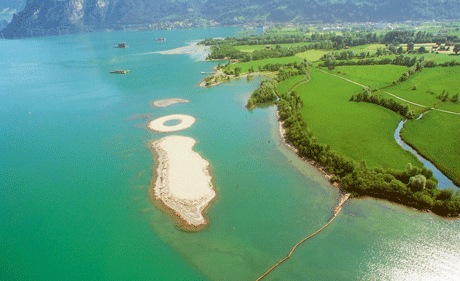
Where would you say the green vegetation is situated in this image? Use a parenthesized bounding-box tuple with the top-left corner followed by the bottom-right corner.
(227, 56, 304, 73)
(295, 50, 328, 61)
(296, 69, 418, 170)
(246, 63, 308, 108)
(325, 65, 408, 89)
(384, 66, 460, 113)
(347, 44, 386, 55)
(205, 26, 460, 216)
(276, 75, 306, 95)
(350, 88, 415, 119)
(234, 42, 313, 52)
(402, 111, 460, 187)
(246, 68, 459, 216)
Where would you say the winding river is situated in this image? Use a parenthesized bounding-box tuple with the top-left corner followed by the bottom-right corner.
(394, 113, 458, 189)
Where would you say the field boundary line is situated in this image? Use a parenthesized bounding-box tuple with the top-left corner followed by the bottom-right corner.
(318, 69, 460, 116)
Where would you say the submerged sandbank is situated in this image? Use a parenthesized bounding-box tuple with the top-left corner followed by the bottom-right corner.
(152, 135, 216, 227)
(148, 114, 195, 133)
(157, 43, 210, 61)
(153, 98, 189, 108)
(157, 44, 210, 55)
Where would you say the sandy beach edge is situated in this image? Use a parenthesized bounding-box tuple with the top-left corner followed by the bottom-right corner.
(149, 135, 217, 231)
(152, 98, 190, 108)
(276, 109, 340, 188)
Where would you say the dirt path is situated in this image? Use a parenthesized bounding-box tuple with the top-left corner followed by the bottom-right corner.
(318, 69, 460, 116)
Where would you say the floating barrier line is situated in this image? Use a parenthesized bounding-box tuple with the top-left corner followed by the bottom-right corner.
(256, 193, 350, 281)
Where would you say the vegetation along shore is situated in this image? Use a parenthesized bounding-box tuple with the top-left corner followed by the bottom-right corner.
(201, 26, 460, 217)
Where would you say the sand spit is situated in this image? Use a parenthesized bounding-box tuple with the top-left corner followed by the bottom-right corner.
(152, 135, 216, 227)
(148, 114, 195, 133)
(157, 43, 210, 61)
(277, 111, 339, 187)
(153, 98, 189, 108)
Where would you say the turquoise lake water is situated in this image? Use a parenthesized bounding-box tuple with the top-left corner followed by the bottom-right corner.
(1, 28, 459, 280)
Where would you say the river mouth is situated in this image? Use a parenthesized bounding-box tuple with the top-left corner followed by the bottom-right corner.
(394, 113, 458, 189)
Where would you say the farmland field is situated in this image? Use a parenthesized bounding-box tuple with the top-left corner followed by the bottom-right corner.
(228, 56, 305, 73)
(294, 69, 421, 170)
(234, 42, 313, 52)
(347, 44, 386, 54)
(276, 74, 307, 95)
(323, 64, 409, 89)
(402, 110, 460, 186)
(295, 50, 328, 61)
(383, 66, 460, 113)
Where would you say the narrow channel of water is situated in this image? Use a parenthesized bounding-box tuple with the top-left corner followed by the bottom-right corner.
(394, 114, 457, 189)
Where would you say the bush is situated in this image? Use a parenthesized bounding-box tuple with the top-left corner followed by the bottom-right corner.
(408, 175, 426, 192)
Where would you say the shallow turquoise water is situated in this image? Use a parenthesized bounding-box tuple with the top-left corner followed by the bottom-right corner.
(1, 28, 459, 281)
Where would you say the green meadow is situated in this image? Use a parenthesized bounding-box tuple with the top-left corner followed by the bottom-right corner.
(402, 110, 460, 186)
(276, 74, 307, 95)
(228, 56, 305, 73)
(384, 66, 460, 113)
(234, 42, 312, 52)
(324, 64, 409, 89)
(291, 69, 421, 170)
(347, 44, 386, 54)
(379, 53, 460, 64)
(295, 50, 328, 61)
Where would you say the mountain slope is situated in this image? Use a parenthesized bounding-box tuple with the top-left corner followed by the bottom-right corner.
(2, 0, 460, 39)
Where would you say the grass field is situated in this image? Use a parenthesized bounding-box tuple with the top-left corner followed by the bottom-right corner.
(346, 44, 386, 55)
(276, 75, 307, 95)
(234, 42, 312, 52)
(401, 110, 460, 186)
(384, 66, 460, 113)
(295, 50, 328, 61)
(324, 64, 409, 89)
(379, 53, 460, 64)
(294, 69, 421, 170)
(228, 56, 305, 73)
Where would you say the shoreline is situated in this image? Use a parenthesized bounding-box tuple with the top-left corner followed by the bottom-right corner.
(276, 109, 341, 189)
(152, 98, 189, 108)
(151, 135, 216, 230)
(148, 114, 196, 133)
(199, 66, 271, 88)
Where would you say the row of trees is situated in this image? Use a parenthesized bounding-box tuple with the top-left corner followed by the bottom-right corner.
(350, 89, 414, 119)
(322, 54, 423, 68)
(277, 88, 459, 216)
(202, 29, 460, 52)
(247, 70, 460, 216)
(381, 31, 460, 45)
(435, 91, 459, 103)
(207, 41, 332, 62)
(246, 62, 309, 108)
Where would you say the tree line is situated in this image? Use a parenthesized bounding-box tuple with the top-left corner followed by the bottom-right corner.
(247, 70, 460, 217)
(350, 88, 414, 119)
(246, 62, 308, 108)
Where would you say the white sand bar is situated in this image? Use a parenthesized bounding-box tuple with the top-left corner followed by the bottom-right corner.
(157, 44, 210, 55)
(153, 135, 216, 226)
(148, 114, 195, 133)
(153, 98, 189, 108)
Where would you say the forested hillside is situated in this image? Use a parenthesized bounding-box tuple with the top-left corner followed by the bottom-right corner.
(2, 0, 460, 38)
(202, 0, 460, 23)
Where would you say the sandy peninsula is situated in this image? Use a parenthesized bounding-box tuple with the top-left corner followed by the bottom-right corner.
(153, 98, 189, 108)
(148, 114, 195, 133)
(152, 135, 216, 227)
(157, 43, 210, 61)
